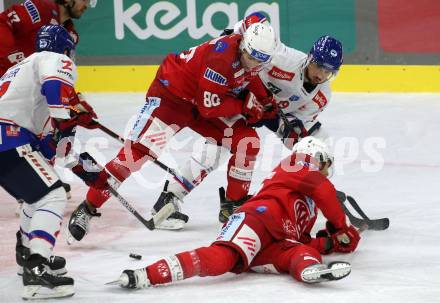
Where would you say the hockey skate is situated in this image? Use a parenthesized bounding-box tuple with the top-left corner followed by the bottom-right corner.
(22, 254, 74, 300)
(151, 181, 189, 230)
(67, 201, 101, 244)
(300, 262, 351, 283)
(218, 187, 252, 223)
(107, 268, 151, 289)
(16, 231, 67, 276)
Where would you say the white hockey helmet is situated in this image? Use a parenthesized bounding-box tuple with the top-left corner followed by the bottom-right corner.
(292, 136, 334, 169)
(240, 23, 277, 64)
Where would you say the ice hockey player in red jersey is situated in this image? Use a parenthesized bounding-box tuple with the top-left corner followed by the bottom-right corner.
(0, 0, 96, 76)
(67, 22, 279, 242)
(109, 136, 361, 288)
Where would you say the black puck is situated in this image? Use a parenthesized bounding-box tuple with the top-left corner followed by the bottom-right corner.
(129, 253, 142, 260)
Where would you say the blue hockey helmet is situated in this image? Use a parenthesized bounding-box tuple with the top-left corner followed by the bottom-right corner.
(35, 25, 75, 58)
(309, 36, 343, 73)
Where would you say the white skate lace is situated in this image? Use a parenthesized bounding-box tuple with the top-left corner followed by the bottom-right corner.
(134, 268, 150, 288)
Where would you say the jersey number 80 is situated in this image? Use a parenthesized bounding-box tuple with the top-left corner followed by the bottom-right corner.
(203, 91, 221, 107)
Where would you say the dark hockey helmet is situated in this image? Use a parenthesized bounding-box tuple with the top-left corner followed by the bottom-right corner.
(35, 25, 75, 58)
(309, 35, 343, 74)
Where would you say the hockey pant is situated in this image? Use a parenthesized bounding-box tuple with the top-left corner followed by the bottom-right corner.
(0, 145, 67, 258)
(144, 212, 322, 285)
(87, 79, 260, 208)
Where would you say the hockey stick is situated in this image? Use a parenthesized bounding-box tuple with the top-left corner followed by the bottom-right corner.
(336, 191, 390, 231)
(72, 152, 177, 230)
(95, 121, 191, 186)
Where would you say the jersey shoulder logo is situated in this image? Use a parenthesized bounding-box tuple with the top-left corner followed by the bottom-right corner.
(204, 67, 227, 86)
(214, 40, 229, 53)
(268, 66, 295, 81)
(24, 0, 41, 24)
(312, 90, 328, 109)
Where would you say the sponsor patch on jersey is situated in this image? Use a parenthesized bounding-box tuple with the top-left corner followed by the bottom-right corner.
(214, 40, 229, 53)
(312, 90, 328, 109)
(6, 125, 20, 137)
(24, 0, 41, 24)
(289, 95, 300, 102)
(204, 68, 227, 86)
(268, 66, 295, 81)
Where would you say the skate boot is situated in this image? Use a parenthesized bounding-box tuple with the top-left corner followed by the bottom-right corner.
(22, 254, 74, 300)
(108, 268, 151, 289)
(301, 261, 351, 283)
(218, 187, 252, 223)
(16, 231, 67, 276)
(67, 201, 101, 243)
(152, 181, 189, 230)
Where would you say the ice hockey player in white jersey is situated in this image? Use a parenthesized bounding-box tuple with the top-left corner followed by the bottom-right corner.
(0, 25, 105, 300)
(150, 13, 344, 230)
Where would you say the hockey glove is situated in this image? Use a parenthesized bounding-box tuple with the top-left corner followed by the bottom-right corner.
(261, 96, 279, 120)
(320, 221, 360, 253)
(71, 152, 110, 190)
(331, 225, 360, 253)
(242, 91, 264, 124)
(69, 93, 100, 129)
(276, 116, 308, 149)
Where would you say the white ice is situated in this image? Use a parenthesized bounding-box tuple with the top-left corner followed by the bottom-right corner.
(1, 93, 440, 302)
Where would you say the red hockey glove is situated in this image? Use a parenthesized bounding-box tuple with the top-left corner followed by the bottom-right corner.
(242, 91, 264, 124)
(69, 93, 100, 129)
(331, 225, 360, 253)
(71, 152, 110, 190)
(261, 96, 279, 120)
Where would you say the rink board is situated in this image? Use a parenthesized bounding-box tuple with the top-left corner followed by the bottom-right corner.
(76, 65, 440, 93)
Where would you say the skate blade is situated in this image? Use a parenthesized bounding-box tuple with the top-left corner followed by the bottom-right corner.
(105, 279, 122, 286)
(22, 285, 74, 300)
(155, 218, 186, 230)
(66, 231, 76, 245)
(302, 263, 351, 283)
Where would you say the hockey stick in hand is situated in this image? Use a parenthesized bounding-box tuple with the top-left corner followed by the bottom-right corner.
(336, 190, 390, 231)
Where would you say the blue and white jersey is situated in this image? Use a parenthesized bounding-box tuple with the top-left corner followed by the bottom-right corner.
(233, 18, 332, 130)
(0, 51, 76, 152)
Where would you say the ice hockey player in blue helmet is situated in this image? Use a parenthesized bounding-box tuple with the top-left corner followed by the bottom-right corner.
(0, 24, 104, 300)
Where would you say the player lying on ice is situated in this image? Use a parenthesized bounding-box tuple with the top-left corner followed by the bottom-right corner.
(67, 22, 281, 242)
(149, 12, 344, 229)
(109, 137, 361, 288)
(0, 25, 106, 299)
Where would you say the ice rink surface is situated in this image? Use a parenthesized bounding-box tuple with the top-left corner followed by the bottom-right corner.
(1, 92, 439, 302)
